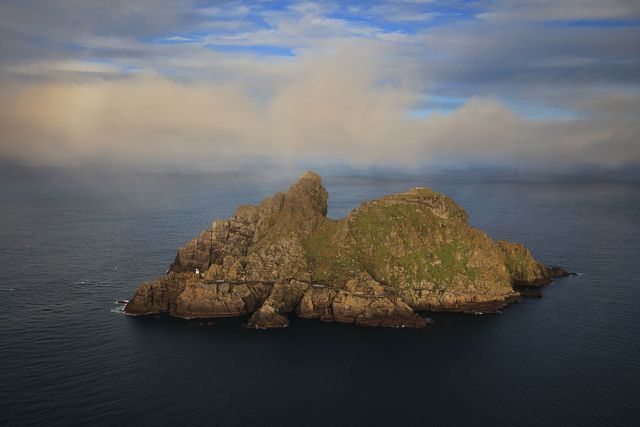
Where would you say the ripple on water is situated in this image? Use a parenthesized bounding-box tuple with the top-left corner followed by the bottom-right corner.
(1, 171, 639, 426)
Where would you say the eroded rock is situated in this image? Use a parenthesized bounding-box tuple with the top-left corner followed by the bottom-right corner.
(125, 172, 571, 328)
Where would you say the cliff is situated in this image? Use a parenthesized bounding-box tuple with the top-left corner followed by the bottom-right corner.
(125, 172, 570, 328)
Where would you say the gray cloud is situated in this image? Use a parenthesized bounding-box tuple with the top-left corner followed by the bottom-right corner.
(1, 61, 637, 172)
(0, 1, 638, 172)
(479, 0, 640, 22)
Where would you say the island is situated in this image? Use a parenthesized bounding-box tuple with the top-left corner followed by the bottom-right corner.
(124, 172, 572, 328)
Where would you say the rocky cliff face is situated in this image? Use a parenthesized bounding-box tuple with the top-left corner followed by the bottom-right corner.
(125, 172, 569, 328)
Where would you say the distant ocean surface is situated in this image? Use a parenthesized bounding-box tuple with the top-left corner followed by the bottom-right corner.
(1, 167, 639, 426)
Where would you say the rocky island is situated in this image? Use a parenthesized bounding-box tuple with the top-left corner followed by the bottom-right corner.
(124, 172, 571, 328)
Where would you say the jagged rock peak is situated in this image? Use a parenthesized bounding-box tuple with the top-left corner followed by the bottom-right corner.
(299, 170, 322, 182)
(283, 171, 328, 217)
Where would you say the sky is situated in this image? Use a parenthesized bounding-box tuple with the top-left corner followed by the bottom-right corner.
(0, 0, 639, 173)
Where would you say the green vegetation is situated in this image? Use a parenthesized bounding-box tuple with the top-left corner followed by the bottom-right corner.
(502, 251, 538, 280)
(303, 219, 356, 285)
(303, 200, 480, 289)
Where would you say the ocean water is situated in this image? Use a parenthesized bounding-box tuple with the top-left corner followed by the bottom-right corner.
(1, 167, 639, 426)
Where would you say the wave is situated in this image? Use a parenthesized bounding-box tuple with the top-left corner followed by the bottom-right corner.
(110, 300, 128, 314)
(73, 280, 107, 286)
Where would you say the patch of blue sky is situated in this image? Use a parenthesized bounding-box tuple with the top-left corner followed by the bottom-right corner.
(121, 65, 141, 74)
(408, 95, 469, 118)
(150, 22, 260, 45)
(149, 1, 274, 43)
(50, 55, 137, 76)
(327, 1, 478, 34)
(243, 10, 275, 30)
(545, 18, 640, 28)
(507, 102, 581, 121)
(408, 94, 580, 121)
(206, 44, 295, 57)
(246, 0, 289, 13)
(155, 35, 203, 44)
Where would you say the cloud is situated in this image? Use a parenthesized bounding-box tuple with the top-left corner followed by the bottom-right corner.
(1, 52, 638, 172)
(478, 0, 640, 22)
(0, 1, 639, 172)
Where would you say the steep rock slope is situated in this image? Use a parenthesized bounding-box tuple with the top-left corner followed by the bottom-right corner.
(125, 172, 567, 328)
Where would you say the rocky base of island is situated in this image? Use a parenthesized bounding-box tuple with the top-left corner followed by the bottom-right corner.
(125, 172, 573, 329)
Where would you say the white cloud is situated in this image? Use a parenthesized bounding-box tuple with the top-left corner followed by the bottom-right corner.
(0, 0, 638, 172)
(1, 49, 638, 172)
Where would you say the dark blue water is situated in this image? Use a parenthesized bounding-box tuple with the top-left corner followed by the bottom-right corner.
(1, 167, 639, 426)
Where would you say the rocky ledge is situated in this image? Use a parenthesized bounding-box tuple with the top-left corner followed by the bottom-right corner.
(125, 172, 571, 328)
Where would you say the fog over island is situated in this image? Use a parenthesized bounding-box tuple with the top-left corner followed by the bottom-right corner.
(1, 0, 639, 173)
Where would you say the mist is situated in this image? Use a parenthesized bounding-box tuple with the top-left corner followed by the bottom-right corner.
(1, 1, 639, 174)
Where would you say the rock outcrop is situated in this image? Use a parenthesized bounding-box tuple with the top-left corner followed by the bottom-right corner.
(125, 172, 571, 328)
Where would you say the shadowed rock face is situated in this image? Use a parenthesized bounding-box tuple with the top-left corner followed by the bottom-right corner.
(125, 172, 568, 328)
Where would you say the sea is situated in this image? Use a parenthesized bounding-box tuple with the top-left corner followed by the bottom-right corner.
(1, 166, 639, 426)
